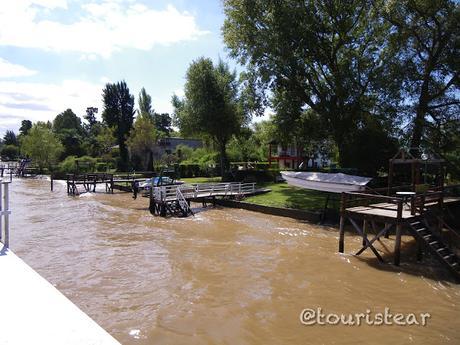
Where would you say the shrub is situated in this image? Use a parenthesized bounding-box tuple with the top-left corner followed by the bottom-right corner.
(58, 155, 97, 174)
(0, 144, 19, 160)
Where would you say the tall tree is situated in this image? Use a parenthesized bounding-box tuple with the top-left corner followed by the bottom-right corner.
(127, 114, 158, 170)
(102, 81, 135, 171)
(153, 112, 172, 136)
(21, 123, 63, 169)
(384, 0, 460, 151)
(84, 107, 98, 129)
(138, 88, 154, 118)
(53, 109, 85, 158)
(172, 58, 244, 177)
(3, 130, 18, 146)
(223, 0, 393, 167)
(53, 109, 84, 134)
(19, 120, 32, 136)
(138, 88, 172, 136)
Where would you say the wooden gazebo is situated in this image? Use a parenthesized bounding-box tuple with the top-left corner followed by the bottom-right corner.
(388, 148, 445, 194)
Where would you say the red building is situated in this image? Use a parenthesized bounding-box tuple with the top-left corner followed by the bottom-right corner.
(268, 141, 305, 169)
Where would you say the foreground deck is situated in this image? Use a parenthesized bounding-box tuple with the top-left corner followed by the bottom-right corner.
(345, 197, 460, 220)
(339, 189, 460, 280)
(0, 245, 120, 345)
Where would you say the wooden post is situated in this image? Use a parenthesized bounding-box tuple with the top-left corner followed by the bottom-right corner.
(384, 223, 390, 238)
(362, 219, 368, 246)
(394, 200, 403, 266)
(437, 193, 444, 233)
(339, 193, 346, 253)
(387, 160, 393, 196)
(416, 239, 423, 262)
(50, 173, 54, 192)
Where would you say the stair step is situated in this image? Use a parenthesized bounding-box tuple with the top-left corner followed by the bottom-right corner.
(428, 241, 439, 246)
(443, 254, 455, 260)
(423, 235, 433, 240)
(416, 228, 427, 233)
(436, 247, 448, 252)
(410, 221, 422, 226)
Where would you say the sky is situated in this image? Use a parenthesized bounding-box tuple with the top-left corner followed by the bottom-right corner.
(0, 0, 243, 136)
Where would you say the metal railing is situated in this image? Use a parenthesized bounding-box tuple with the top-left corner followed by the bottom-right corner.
(152, 182, 257, 202)
(0, 180, 11, 248)
(176, 188, 191, 215)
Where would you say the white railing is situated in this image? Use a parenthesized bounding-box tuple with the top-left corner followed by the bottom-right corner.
(0, 181, 11, 248)
(152, 182, 256, 202)
(176, 188, 191, 215)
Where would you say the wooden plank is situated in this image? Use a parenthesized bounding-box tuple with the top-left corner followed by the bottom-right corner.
(348, 217, 384, 262)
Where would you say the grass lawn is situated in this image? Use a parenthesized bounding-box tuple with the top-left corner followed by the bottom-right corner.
(245, 182, 339, 211)
(181, 176, 222, 184)
(180, 177, 339, 211)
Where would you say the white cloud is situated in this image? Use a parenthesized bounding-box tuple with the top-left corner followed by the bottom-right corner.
(0, 79, 104, 133)
(0, 58, 38, 78)
(0, 1, 208, 58)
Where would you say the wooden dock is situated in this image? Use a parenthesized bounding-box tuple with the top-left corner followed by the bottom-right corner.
(149, 182, 258, 217)
(65, 173, 147, 195)
(338, 187, 460, 279)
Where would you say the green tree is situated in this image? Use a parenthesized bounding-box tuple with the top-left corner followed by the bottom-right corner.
(102, 81, 135, 171)
(138, 87, 172, 136)
(172, 57, 244, 177)
(223, 0, 393, 167)
(138, 88, 154, 118)
(384, 0, 459, 151)
(153, 112, 172, 136)
(53, 109, 84, 133)
(19, 120, 32, 136)
(84, 107, 99, 130)
(53, 109, 85, 158)
(0, 145, 19, 160)
(21, 123, 63, 169)
(126, 114, 158, 170)
(96, 126, 117, 157)
(3, 130, 18, 146)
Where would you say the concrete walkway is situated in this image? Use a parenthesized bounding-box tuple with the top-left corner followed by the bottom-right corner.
(0, 244, 120, 345)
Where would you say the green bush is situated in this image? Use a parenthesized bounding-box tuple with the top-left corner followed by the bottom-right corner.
(0, 145, 19, 160)
(58, 155, 97, 174)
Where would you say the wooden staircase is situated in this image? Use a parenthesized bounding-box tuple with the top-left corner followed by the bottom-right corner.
(408, 219, 460, 279)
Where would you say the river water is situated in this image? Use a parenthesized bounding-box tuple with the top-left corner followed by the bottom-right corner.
(8, 178, 460, 344)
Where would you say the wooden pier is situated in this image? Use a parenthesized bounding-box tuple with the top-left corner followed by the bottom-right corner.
(66, 173, 115, 195)
(149, 182, 257, 217)
(338, 186, 460, 279)
(65, 173, 147, 195)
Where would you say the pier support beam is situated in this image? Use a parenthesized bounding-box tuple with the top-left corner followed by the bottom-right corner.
(362, 219, 368, 246)
(339, 215, 345, 253)
(394, 223, 402, 266)
(394, 201, 403, 266)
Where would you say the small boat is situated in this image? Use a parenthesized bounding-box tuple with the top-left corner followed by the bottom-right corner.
(139, 177, 184, 191)
(281, 171, 372, 193)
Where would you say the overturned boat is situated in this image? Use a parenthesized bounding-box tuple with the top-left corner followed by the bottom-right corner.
(281, 171, 372, 193)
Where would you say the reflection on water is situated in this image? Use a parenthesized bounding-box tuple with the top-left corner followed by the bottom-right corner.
(9, 178, 460, 344)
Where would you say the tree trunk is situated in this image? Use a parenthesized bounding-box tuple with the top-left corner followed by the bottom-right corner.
(410, 107, 425, 151)
(411, 72, 431, 152)
(219, 142, 227, 179)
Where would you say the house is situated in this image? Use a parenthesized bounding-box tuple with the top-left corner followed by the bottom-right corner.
(268, 140, 331, 170)
(153, 137, 202, 159)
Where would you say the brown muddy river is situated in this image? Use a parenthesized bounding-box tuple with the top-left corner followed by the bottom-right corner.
(9, 178, 460, 344)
